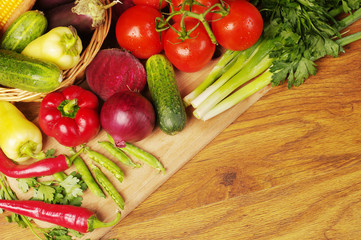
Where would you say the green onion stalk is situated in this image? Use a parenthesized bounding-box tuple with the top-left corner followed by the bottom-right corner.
(201, 31, 361, 121)
(192, 37, 276, 119)
(187, 5, 361, 121)
(183, 38, 262, 107)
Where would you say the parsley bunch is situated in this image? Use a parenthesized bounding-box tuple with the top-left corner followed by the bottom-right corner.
(17, 172, 86, 206)
(261, 0, 361, 87)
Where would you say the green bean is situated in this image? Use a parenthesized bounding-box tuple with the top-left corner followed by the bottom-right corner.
(90, 164, 125, 210)
(98, 141, 141, 168)
(71, 152, 105, 198)
(121, 142, 166, 174)
(85, 147, 124, 183)
(53, 172, 67, 182)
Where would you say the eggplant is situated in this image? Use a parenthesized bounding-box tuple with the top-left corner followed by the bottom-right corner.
(45, 2, 94, 35)
(45, 0, 116, 36)
(111, 0, 135, 22)
(34, 0, 74, 11)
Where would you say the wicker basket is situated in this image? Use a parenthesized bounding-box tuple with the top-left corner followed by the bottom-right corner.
(0, 0, 112, 102)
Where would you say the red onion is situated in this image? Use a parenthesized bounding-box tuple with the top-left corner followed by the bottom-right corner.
(100, 91, 155, 148)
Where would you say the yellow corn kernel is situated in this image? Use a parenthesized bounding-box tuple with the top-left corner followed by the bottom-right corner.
(0, 0, 22, 30)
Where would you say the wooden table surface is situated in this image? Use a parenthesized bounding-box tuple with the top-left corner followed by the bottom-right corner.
(0, 19, 361, 240)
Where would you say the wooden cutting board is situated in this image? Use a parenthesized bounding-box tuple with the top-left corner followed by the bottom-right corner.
(6, 55, 271, 239)
(1, 15, 360, 240)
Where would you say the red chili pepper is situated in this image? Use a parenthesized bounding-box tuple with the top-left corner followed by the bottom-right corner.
(0, 199, 121, 233)
(39, 85, 100, 147)
(0, 148, 70, 178)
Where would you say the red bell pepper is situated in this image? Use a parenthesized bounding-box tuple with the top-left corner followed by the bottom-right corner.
(39, 85, 100, 147)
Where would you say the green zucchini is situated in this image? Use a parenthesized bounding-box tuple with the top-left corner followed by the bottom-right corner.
(0, 10, 48, 53)
(0, 49, 62, 93)
(146, 54, 187, 135)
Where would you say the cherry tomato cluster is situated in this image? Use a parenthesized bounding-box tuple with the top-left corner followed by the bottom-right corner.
(115, 0, 263, 73)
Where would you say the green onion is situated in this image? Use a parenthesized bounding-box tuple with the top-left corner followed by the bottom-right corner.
(201, 69, 273, 121)
(201, 30, 361, 121)
(185, 2, 361, 121)
(183, 49, 242, 106)
(189, 38, 262, 108)
(193, 37, 276, 120)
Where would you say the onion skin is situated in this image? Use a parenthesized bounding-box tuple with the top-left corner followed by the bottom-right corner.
(86, 49, 147, 101)
(100, 91, 155, 148)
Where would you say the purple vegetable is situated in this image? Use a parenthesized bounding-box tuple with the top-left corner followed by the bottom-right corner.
(111, 0, 135, 22)
(100, 91, 155, 148)
(45, 0, 119, 35)
(86, 48, 147, 101)
(34, 0, 74, 11)
(45, 2, 94, 35)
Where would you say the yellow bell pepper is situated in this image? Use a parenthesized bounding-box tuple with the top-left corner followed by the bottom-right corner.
(21, 26, 83, 70)
(0, 101, 44, 162)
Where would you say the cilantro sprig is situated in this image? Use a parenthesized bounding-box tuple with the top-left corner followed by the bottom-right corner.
(17, 172, 87, 206)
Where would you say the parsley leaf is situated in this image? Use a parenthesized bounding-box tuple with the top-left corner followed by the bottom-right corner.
(258, 0, 356, 88)
(45, 148, 56, 158)
(59, 174, 83, 199)
(17, 178, 37, 193)
(34, 184, 56, 203)
(16, 171, 86, 206)
(45, 227, 83, 240)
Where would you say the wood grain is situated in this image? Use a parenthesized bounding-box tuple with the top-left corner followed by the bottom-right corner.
(0, 17, 360, 240)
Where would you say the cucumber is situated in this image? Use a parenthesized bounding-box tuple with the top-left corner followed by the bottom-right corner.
(0, 49, 62, 93)
(0, 10, 48, 53)
(146, 54, 187, 135)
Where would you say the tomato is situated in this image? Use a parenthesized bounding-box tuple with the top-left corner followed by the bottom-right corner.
(223, 0, 248, 4)
(171, 0, 219, 22)
(115, 5, 164, 59)
(164, 20, 216, 73)
(211, 0, 263, 51)
(132, 0, 168, 9)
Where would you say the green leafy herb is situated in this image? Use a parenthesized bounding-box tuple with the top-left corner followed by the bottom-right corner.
(44, 227, 83, 240)
(45, 148, 56, 158)
(185, 0, 361, 120)
(59, 174, 83, 199)
(0, 173, 86, 239)
(259, 0, 361, 88)
(17, 172, 86, 206)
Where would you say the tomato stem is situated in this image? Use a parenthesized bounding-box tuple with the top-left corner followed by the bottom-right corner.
(157, 0, 229, 44)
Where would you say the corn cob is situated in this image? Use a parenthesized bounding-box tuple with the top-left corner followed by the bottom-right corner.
(0, 0, 23, 30)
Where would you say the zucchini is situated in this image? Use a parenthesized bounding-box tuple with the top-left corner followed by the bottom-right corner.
(146, 54, 187, 135)
(0, 10, 48, 53)
(0, 49, 62, 93)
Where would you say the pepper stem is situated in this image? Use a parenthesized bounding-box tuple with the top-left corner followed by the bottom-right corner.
(64, 99, 77, 114)
(20, 141, 45, 160)
(88, 211, 121, 232)
(69, 147, 85, 163)
(58, 98, 79, 118)
(61, 26, 82, 57)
